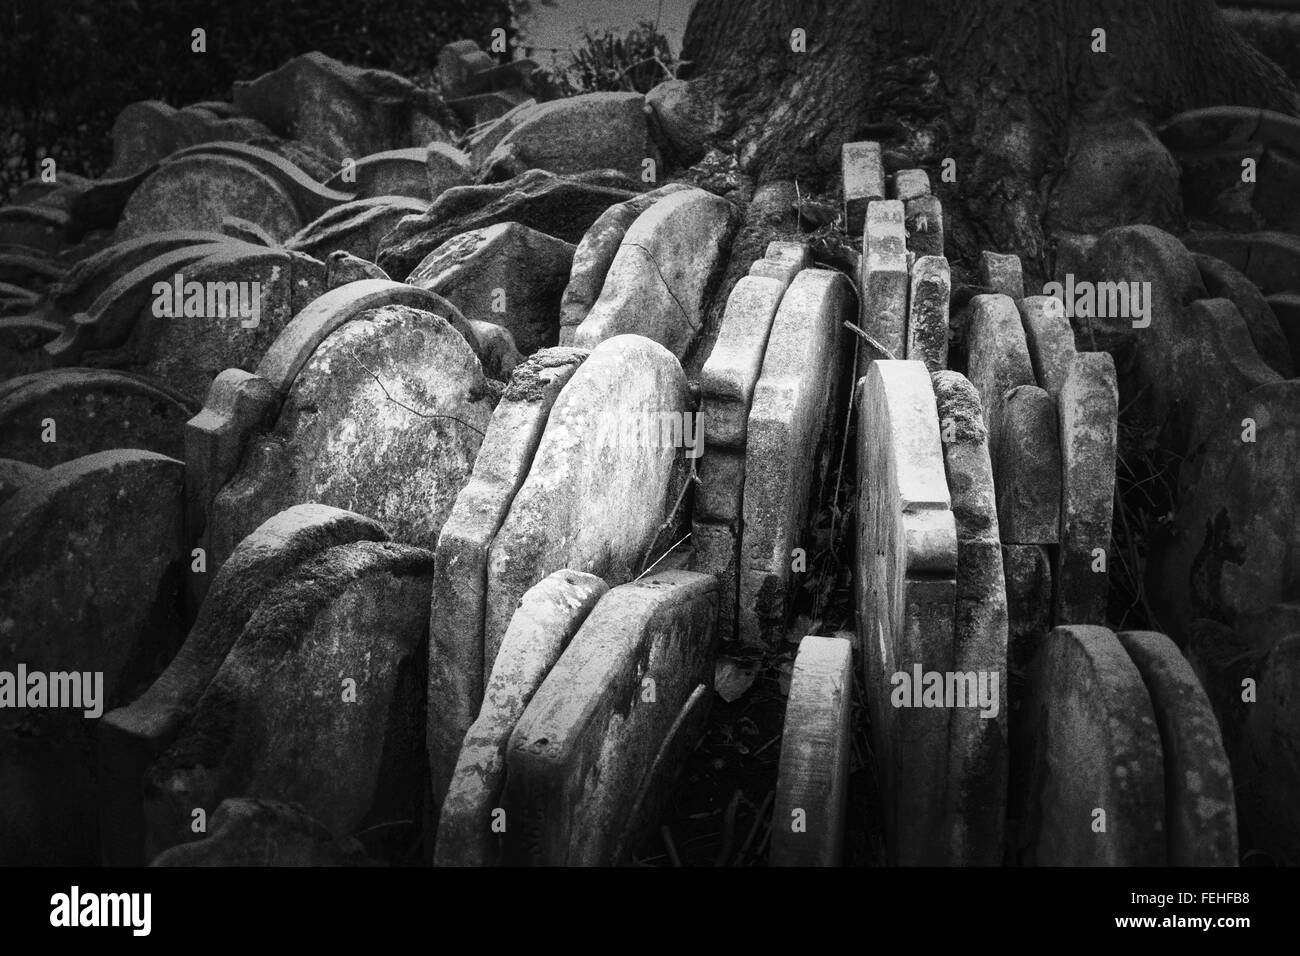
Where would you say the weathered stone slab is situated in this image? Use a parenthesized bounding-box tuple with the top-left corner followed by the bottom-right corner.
(207, 303, 496, 574)
(966, 291, 1034, 436)
(558, 184, 692, 341)
(46, 231, 229, 324)
(771, 635, 854, 866)
(855, 359, 957, 865)
(465, 318, 522, 381)
(980, 251, 1025, 300)
(571, 188, 736, 358)
(1056, 352, 1117, 626)
(740, 270, 852, 645)
(287, 196, 428, 262)
(906, 254, 949, 372)
(108, 243, 317, 405)
(233, 52, 445, 162)
(484, 92, 649, 180)
(503, 570, 717, 866)
(483, 335, 691, 668)
(842, 142, 886, 237)
(150, 798, 372, 866)
(165, 141, 355, 223)
(426, 348, 587, 811)
(322, 147, 430, 200)
(1153, 380, 1300, 645)
(0, 368, 191, 466)
(859, 200, 908, 368)
(427, 143, 473, 197)
(1195, 252, 1294, 378)
(117, 153, 302, 242)
(1013, 625, 1166, 866)
(142, 540, 434, 863)
(0, 457, 42, 505)
(376, 169, 635, 280)
(107, 100, 271, 178)
(1115, 630, 1237, 866)
(46, 243, 230, 363)
(893, 169, 930, 202)
(905, 194, 944, 258)
(100, 503, 387, 865)
(0, 450, 186, 865)
(0, 204, 69, 253)
(932, 370, 1008, 865)
(407, 221, 575, 355)
(995, 385, 1061, 544)
(1018, 294, 1076, 398)
(435, 569, 607, 866)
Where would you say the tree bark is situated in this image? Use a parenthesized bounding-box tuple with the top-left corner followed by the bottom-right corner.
(682, 0, 1299, 257)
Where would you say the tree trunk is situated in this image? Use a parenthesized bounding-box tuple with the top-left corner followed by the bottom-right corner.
(682, 0, 1298, 258)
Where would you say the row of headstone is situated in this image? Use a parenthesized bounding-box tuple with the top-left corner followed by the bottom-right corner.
(438, 568, 716, 865)
(694, 241, 810, 643)
(427, 333, 693, 815)
(1012, 625, 1236, 865)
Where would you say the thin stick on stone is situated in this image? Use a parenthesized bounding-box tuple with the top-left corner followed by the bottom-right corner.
(660, 825, 682, 867)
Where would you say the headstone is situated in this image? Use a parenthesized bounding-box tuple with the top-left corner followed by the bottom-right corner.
(0, 450, 186, 865)
(99, 503, 387, 866)
(571, 188, 736, 359)
(855, 359, 957, 865)
(287, 196, 428, 262)
(1056, 352, 1117, 625)
(905, 194, 944, 258)
(165, 141, 354, 223)
(427, 143, 473, 197)
(965, 293, 1035, 483)
(558, 184, 692, 341)
(483, 92, 649, 180)
(893, 169, 930, 202)
(426, 348, 587, 811)
(739, 269, 851, 645)
(979, 251, 1025, 300)
(503, 571, 717, 865)
(1152, 380, 1300, 645)
(1018, 294, 1076, 398)
(482, 335, 691, 670)
(110, 242, 319, 405)
(994, 385, 1061, 544)
(407, 221, 575, 355)
(771, 635, 854, 866)
(150, 798, 372, 866)
(859, 200, 908, 366)
(1194, 252, 1294, 378)
(932, 370, 1009, 865)
(842, 142, 886, 237)
(906, 255, 950, 372)
(646, 78, 722, 166)
(376, 169, 635, 280)
(1115, 630, 1237, 866)
(117, 154, 302, 242)
(207, 303, 496, 573)
(142, 540, 434, 863)
(435, 569, 607, 866)
(233, 52, 446, 162)
(1013, 625, 1166, 866)
(0, 368, 192, 466)
(107, 100, 270, 178)
(322, 147, 431, 200)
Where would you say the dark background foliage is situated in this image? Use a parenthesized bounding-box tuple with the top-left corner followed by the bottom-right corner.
(0, 0, 516, 200)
